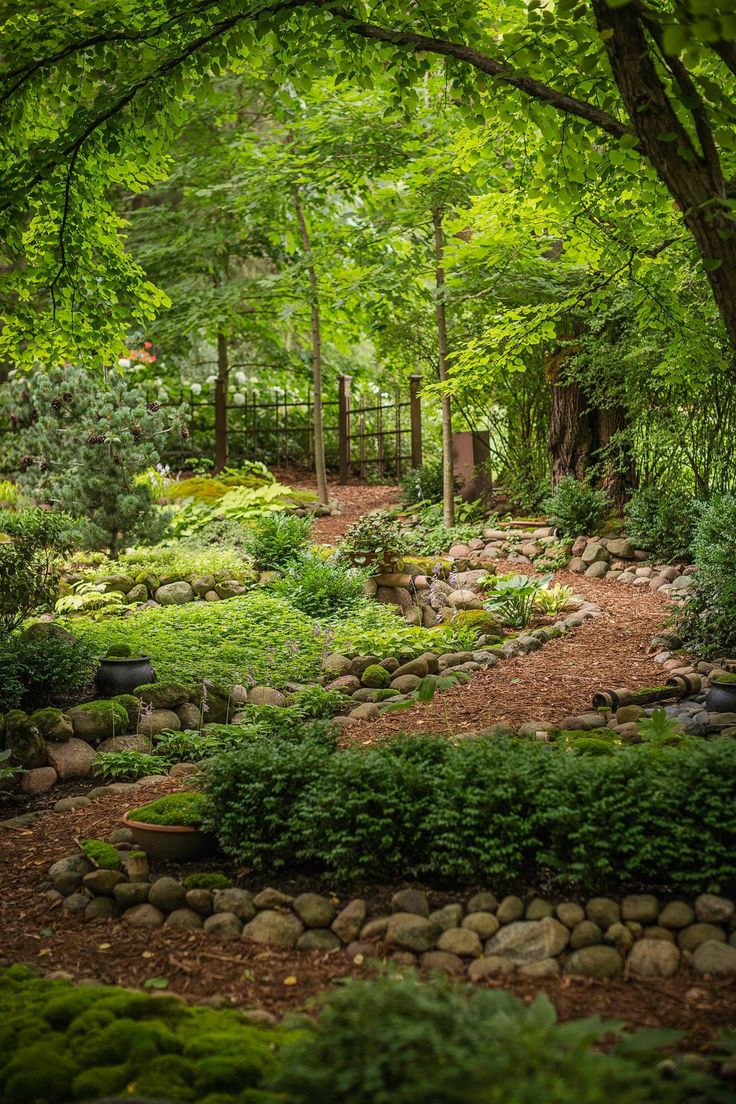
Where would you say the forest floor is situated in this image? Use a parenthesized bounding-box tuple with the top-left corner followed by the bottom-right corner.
(1, 784, 734, 1049)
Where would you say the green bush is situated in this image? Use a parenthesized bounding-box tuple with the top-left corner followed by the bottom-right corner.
(128, 791, 208, 826)
(332, 602, 479, 660)
(0, 508, 74, 633)
(271, 972, 711, 1104)
(205, 731, 736, 893)
(94, 750, 163, 781)
(677, 493, 736, 657)
(542, 477, 610, 537)
(244, 512, 314, 570)
(0, 967, 714, 1104)
(0, 625, 97, 712)
(340, 511, 408, 569)
(292, 685, 347, 719)
(68, 592, 324, 689)
(625, 487, 700, 562)
(400, 460, 445, 505)
(271, 554, 368, 618)
(84, 542, 255, 585)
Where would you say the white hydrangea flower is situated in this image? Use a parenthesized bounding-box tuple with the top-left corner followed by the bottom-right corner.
(190, 382, 202, 395)
(233, 393, 246, 406)
(118, 358, 131, 368)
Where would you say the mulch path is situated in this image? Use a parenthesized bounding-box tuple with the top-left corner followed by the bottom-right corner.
(1, 784, 735, 1048)
(347, 568, 672, 742)
(273, 469, 399, 541)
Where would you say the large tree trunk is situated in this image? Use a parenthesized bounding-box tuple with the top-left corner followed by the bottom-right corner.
(593, 0, 736, 356)
(294, 189, 329, 506)
(596, 402, 634, 513)
(432, 206, 455, 528)
(214, 330, 229, 473)
(546, 348, 594, 484)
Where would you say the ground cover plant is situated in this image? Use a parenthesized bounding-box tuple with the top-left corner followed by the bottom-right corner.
(0, 967, 721, 1104)
(67, 592, 324, 688)
(203, 731, 736, 894)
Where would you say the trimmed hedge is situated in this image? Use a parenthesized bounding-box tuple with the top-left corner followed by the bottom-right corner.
(204, 733, 736, 894)
(0, 968, 718, 1104)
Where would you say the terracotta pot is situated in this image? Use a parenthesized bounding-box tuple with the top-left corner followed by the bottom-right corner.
(122, 811, 217, 861)
(96, 656, 156, 697)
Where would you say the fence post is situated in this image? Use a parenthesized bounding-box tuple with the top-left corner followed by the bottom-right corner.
(338, 374, 352, 483)
(409, 374, 423, 469)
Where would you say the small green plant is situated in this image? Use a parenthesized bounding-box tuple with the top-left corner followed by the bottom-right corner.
(80, 839, 122, 869)
(292, 685, 347, 719)
(542, 477, 610, 538)
(270, 554, 368, 618)
(534, 582, 574, 616)
(0, 508, 74, 632)
(399, 460, 446, 505)
(340, 511, 408, 571)
(484, 573, 550, 629)
(0, 748, 25, 786)
(625, 486, 700, 563)
(55, 581, 131, 616)
(637, 707, 683, 745)
(243, 511, 314, 570)
(182, 872, 232, 890)
(153, 728, 240, 762)
(129, 791, 208, 826)
(95, 750, 163, 780)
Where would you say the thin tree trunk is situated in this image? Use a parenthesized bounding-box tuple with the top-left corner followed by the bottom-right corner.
(432, 206, 455, 528)
(294, 189, 329, 506)
(214, 330, 229, 473)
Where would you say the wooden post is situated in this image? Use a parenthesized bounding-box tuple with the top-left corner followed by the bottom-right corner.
(409, 374, 423, 470)
(338, 374, 352, 484)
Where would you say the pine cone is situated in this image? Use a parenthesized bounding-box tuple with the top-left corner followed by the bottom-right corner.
(62, 392, 73, 402)
(39, 459, 50, 472)
(20, 454, 33, 470)
(147, 401, 161, 412)
(51, 398, 63, 410)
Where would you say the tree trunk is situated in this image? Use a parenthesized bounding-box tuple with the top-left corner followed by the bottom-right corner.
(546, 348, 593, 484)
(432, 206, 455, 528)
(214, 330, 229, 473)
(593, 0, 736, 357)
(294, 189, 329, 506)
(596, 403, 634, 513)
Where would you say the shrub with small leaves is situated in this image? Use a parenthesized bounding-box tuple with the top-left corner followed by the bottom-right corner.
(243, 512, 314, 570)
(543, 477, 610, 538)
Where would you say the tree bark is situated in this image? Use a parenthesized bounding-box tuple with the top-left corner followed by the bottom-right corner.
(432, 206, 455, 528)
(593, 0, 736, 356)
(294, 188, 329, 506)
(596, 402, 634, 513)
(214, 330, 229, 473)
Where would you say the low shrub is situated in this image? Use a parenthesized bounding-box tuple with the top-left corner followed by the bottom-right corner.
(677, 493, 736, 657)
(270, 554, 368, 618)
(204, 732, 736, 893)
(399, 460, 445, 505)
(0, 625, 97, 712)
(292, 685, 347, 719)
(272, 972, 712, 1104)
(244, 512, 314, 570)
(542, 477, 610, 537)
(0, 508, 74, 633)
(128, 791, 209, 826)
(0, 967, 713, 1104)
(332, 602, 479, 660)
(82, 542, 255, 586)
(94, 750, 162, 781)
(69, 592, 324, 688)
(625, 486, 700, 562)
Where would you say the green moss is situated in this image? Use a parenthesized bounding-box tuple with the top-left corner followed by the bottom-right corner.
(2, 1041, 77, 1104)
(106, 643, 132, 657)
(373, 688, 399, 701)
(361, 664, 390, 689)
(70, 699, 129, 732)
(128, 791, 209, 827)
(450, 609, 502, 639)
(713, 672, 736, 685)
(569, 736, 616, 756)
(80, 839, 122, 870)
(183, 873, 232, 890)
(112, 693, 141, 727)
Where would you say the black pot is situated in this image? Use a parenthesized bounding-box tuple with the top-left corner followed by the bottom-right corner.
(705, 680, 736, 714)
(95, 656, 156, 697)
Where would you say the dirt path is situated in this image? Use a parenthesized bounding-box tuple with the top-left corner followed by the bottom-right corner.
(348, 570, 671, 743)
(274, 469, 399, 541)
(1, 787, 733, 1046)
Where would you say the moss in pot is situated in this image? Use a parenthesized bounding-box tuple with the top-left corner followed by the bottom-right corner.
(123, 791, 216, 861)
(706, 670, 736, 714)
(96, 644, 157, 697)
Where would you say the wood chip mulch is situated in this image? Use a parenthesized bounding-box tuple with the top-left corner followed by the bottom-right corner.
(348, 570, 674, 743)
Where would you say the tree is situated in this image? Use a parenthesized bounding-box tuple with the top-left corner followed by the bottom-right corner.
(2, 2, 736, 367)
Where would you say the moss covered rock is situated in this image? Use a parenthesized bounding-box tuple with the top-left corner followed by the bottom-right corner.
(112, 694, 141, 729)
(361, 664, 391, 689)
(66, 700, 129, 745)
(4, 711, 48, 768)
(134, 682, 190, 710)
(29, 707, 73, 742)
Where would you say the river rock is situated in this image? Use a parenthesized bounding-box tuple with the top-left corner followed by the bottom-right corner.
(391, 888, 429, 916)
(148, 877, 187, 913)
(45, 739, 98, 779)
(485, 917, 568, 964)
(437, 928, 482, 957)
(695, 894, 735, 924)
(332, 899, 367, 943)
(462, 912, 500, 940)
(297, 929, 342, 951)
(155, 581, 194, 605)
(123, 904, 164, 928)
(659, 901, 695, 929)
(678, 923, 727, 953)
(293, 892, 336, 928)
(496, 895, 524, 925)
(627, 939, 680, 978)
(692, 940, 736, 975)
(386, 913, 441, 952)
(467, 956, 514, 981)
(241, 910, 304, 947)
(212, 888, 255, 920)
(203, 912, 243, 939)
(564, 945, 623, 977)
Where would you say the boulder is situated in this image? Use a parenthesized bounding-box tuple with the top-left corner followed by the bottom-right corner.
(212, 888, 255, 920)
(584, 561, 608, 578)
(112, 694, 141, 729)
(586, 897, 620, 928)
(695, 893, 735, 924)
(253, 887, 293, 909)
(390, 674, 421, 694)
(293, 892, 336, 928)
(462, 912, 499, 940)
(564, 946, 624, 977)
(468, 956, 514, 981)
(49, 854, 94, 895)
(496, 895, 524, 925)
(102, 574, 135, 594)
(484, 918, 569, 965)
(526, 897, 554, 920)
(203, 912, 243, 939)
(429, 904, 464, 932)
(386, 913, 441, 953)
(324, 675, 361, 695)
(241, 910, 304, 947)
(123, 904, 165, 928)
(67, 701, 128, 744)
(136, 682, 190, 710)
(185, 889, 213, 915)
(297, 929, 342, 951)
(137, 708, 181, 737)
(96, 733, 152, 754)
(437, 928, 482, 957)
(570, 921, 603, 949)
(627, 939, 680, 978)
(155, 581, 194, 605)
(148, 877, 187, 913)
(332, 899, 367, 943)
(21, 765, 58, 794)
(85, 897, 118, 921)
(166, 908, 203, 930)
(607, 538, 635, 559)
(46, 738, 98, 779)
(581, 542, 609, 565)
(83, 870, 126, 897)
(322, 653, 353, 678)
(214, 579, 246, 599)
(391, 888, 429, 916)
(191, 574, 216, 597)
(349, 703, 380, 720)
(113, 882, 151, 910)
(177, 702, 201, 729)
(692, 940, 736, 975)
(29, 708, 73, 742)
(678, 923, 727, 953)
(621, 894, 659, 924)
(4, 711, 47, 768)
(467, 891, 498, 913)
(391, 657, 429, 680)
(420, 951, 465, 976)
(556, 902, 585, 929)
(126, 584, 148, 603)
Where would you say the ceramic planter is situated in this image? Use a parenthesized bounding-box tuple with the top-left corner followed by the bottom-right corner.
(122, 811, 216, 861)
(706, 680, 736, 714)
(95, 656, 156, 697)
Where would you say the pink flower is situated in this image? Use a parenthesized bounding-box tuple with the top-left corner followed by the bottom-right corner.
(144, 341, 153, 349)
